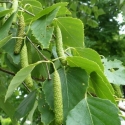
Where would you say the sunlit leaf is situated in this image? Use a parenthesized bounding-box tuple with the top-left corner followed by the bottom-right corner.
(67, 56, 115, 103)
(55, 17, 84, 47)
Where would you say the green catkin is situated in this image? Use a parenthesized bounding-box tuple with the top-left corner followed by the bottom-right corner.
(53, 70, 63, 125)
(112, 84, 123, 98)
(27, 42, 32, 64)
(14, 15, 25, 54)
(20, 42, 33, 88)
(55, 25, 67, 66)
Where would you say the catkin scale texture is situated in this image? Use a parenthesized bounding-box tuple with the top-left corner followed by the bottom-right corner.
(53, 70, 63, 125)
(14, 15, 25, 54)
(27, 43, 32, 64)
(21, 43, 33, 88)
(55, 26, 67, 65)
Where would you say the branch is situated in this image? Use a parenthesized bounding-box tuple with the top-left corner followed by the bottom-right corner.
(0, 1, 10, 3)
(26, 36, 51, 80)
(26, 36, 48, 61)
(119, 106, 125, 112)
(0, 67, 44, 81)
(18, 6, 35, 17)
(22, 82, 31, 92)
(0, 67, 15, 76)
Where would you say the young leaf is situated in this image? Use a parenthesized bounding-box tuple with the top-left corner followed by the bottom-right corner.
(66, 97, 120, 125)
(14, 91, 36, 120)
(43, 67, 89, 121)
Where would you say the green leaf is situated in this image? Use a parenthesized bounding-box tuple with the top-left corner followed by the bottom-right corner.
(90, 72, 115, 102)
(86, 7, 92, 15)
(56, 6, 71, 17)
(102, 58, 125, 85)
(2, 39, 20, 65)
(0, 8, 13, 18)
(87, 18, 98, 28)
(31, 49, 51, 78)
(31, 8, 59, 48)
(55, 17, 84, 47)
(0, 35, 12, 48)
(66, 97, 120, 125)
(32, 2, 68, 21)
(14, 91, 36, 120)
(91, 0, 97, 5)
(98, 8, 105, 16)
(0, 97, 18, 125)
(26, 101, 38, 123)
(0, 14, 14, 41)
(43, 67, 89, 121)
(4, 53, 20, 73)
(0, 84, 18, 125)
(38, 91, 54, 125)
(67, 56, 115, 103)
(80, 4, 88, 13)
(5, 61, 47, 101)
(73, 48, 104, 70)
(5, 62, 39, 101)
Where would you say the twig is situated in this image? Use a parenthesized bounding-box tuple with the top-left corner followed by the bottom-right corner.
(0, 67, 44, 81)
(32, 76, 45, 82)
(45, 63, 51, 80)
(22, 82, 31, 92)
(0, 67, 15, 76)
(0, 67, 31, 92)
(18, 6, 35, 17)
(0, 1, 10, 3)
(26, 37, 51, 80)
(26, 36, 48, 61)
(9, 1, 35, 17)
(119, 106, 125, 112)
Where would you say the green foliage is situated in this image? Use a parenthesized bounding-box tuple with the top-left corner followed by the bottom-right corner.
(14, 15, 25, 54)
(0, 0, 123, 125)
(55, 25, 66, 65)
(53, 70, 63, 125)
(14, 91, 36, 120)
(66, 97, 120, 125)
(102, 58, 125, 85)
